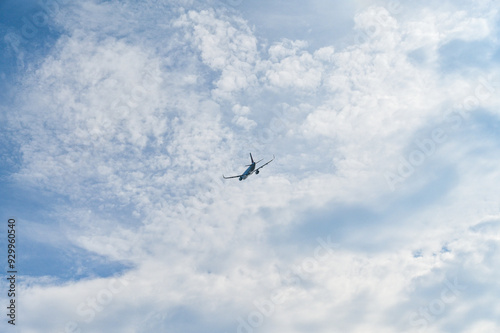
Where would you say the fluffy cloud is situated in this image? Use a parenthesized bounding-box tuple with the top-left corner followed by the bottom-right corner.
(175, 8, 259, 99)
(2, 0, 500, 332)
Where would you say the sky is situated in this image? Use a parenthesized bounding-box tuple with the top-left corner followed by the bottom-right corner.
(1, 0, 500, 332)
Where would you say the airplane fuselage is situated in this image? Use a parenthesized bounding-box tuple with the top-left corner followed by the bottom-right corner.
(239, 163, 255, 181)
(223, 153, 274, 181)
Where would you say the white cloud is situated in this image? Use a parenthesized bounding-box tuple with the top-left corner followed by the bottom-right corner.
(3, 0, 500, 332)
(176, 8, 259, 99)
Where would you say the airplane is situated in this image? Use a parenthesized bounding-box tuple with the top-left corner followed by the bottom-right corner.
(223, 153, 275, 181)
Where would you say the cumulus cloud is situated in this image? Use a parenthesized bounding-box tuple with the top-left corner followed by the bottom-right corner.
(2, 0, 500, 332)
(175, 8, 259, 99)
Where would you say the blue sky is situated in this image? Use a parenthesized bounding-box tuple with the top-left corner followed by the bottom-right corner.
(1, 0, 500, 332)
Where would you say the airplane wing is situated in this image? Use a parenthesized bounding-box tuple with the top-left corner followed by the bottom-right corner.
(223, 174, 242, 179)
(256, 155, 275, 171)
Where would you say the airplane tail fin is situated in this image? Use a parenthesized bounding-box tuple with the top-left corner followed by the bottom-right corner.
(245, 153, 265, 166)
(245, 153, 256, 166)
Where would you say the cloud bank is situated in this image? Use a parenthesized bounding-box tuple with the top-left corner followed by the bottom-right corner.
(1, 0, 500, 332)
